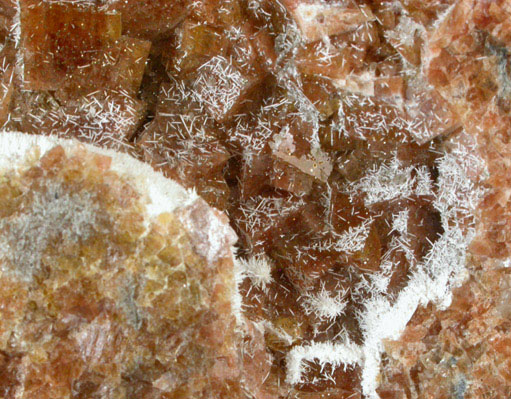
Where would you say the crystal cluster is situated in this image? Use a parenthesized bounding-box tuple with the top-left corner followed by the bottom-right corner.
(0, 133, 246, 399)
(0, 0, 508, 398)
(379, 259, 511, 399)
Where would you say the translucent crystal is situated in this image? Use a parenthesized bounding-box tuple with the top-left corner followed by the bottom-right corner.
(0, 137, 242, 399)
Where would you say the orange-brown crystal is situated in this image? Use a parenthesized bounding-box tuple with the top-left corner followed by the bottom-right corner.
(0, 0, 507, 397)
(0, 145, 243, 399)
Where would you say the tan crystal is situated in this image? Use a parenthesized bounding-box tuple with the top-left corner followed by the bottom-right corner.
(0, 136, 244, 399)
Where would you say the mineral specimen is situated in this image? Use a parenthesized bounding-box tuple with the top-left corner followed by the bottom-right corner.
(0, 0, 509, 398)
(0, 133, 248, 399)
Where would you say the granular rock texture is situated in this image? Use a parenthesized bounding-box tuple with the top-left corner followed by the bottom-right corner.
(378, 258, 511, 399)
(0, 134, 245, 399)
(0, 0, 509, 398)
(374, 2, 511, 397)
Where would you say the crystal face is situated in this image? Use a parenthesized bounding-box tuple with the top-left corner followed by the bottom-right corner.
(0, 0, 509, 398)
(0, 135, 241, 399)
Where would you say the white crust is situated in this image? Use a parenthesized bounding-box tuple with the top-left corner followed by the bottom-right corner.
(0, 131, 198, 217)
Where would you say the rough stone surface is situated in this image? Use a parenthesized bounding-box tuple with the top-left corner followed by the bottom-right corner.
(0, 0, 509, 398)
(0, 133, 246, 399)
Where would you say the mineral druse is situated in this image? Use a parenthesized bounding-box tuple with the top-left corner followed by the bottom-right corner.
(0, 0, 509, 398)
(0, 133, 246, 399)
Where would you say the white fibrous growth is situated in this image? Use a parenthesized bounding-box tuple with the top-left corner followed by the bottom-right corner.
(192, 56, 247, 120)
(391, 210, 409, 235)
(23, 90, 142, 152)
(12, 1, 24, 79)
(77, 92, 141, 147)
(415, 165, 434, 196)
(236, 255, 274, 291)
(301, 285, 349, 321)
(0, 181, 99, 280)
(286, 340, 363, 388)
(157, 79, 213, 139)
(284, 135, 486, 398)
(229, 95, 292, 163)
(277, 64, 321, 137)
(351, 156, 434, 206)
(239, 195, 305, 233)
(333, 93, 411, 141)
(433, 139, 487, 223)
(0, 56, 13, 107)
(304, 217, 374, 255)
(352, 157, 414, 205)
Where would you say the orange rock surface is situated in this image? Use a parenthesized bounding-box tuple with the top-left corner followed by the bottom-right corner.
(0, 0, 509, 398)
(0, 137, 252, 399)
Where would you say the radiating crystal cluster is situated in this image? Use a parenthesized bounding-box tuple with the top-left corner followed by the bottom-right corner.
(0, 0, 508, 398)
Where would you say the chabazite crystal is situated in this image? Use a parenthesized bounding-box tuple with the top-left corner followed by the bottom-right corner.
(0, 133, 245, 399)
(0, 0, 510, 398)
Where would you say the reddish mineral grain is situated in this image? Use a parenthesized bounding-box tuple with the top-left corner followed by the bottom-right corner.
(0, 135, 251, 399)
(0, 0, 509, 398)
